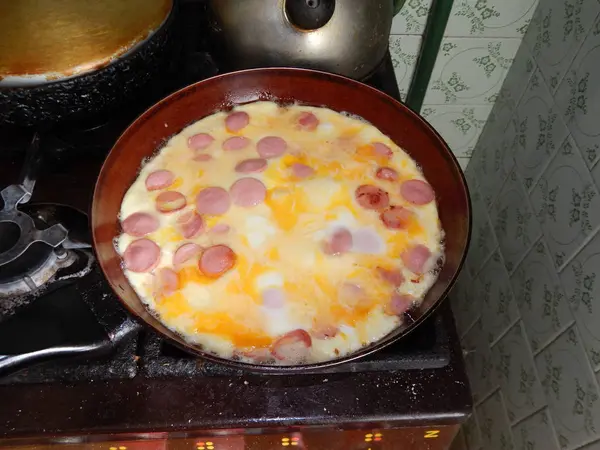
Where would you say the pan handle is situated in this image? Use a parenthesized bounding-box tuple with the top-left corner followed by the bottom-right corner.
(0, 316, 141, 377)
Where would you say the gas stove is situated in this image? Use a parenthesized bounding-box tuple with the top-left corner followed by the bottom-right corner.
(0, 3, 471, 449)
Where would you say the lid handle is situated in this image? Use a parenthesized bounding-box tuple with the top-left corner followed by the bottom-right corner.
(285, 0, 335, 30)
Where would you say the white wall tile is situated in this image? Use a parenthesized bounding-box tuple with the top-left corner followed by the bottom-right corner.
(535, 326, 600, 450)
(475, 390, 516, 450)
(423, 37, 521, 105)
(445, 0, 539, 38)
(421, 105, 492, 157)
(530, 135, 600, 270)
(389, 34, 421, 100)
(391, 0, 433, 35)
(560, 231, 600, 372)
(555, 15, 600, 170)
(491, 321, 546, 423)
(490, 170, 542, 273)
(524, 0, 600, 93)
(511, 408, 561, 450)
(514, 70, 569, 191)
(510, 239, 574, 353)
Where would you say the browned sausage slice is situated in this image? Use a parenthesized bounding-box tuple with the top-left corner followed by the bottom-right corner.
(271, 329, 312, 361)
(380, 206, 413, 230)
(297, 112, 319, 130)
(121, 212, 159, 237)
(198, 245, 236, 277)
(355, 185, 389, 210)
(122, 238, 161, 273)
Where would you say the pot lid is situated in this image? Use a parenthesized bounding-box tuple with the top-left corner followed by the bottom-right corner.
(0, 0, 172, 85)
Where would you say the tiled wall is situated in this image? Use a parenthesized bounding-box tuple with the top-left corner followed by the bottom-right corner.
(448, 0, 600, 449)
(390, 0, 539, 170)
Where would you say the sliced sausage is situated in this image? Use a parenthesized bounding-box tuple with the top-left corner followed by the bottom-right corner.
(351, 228, 384, 254)
(401, 244, 432, 274)
(297, 111, 319, 131)
(230, 177, 266, 207)
(225, 111, 250, 132)
(376, 167, 399, 181)
(355, 185, 389, 210)
(193, 153, 213, 162)
(291, 163, 315, 178)
(322, 228, 353, 256)
(238, 347, 272, 363)
(122, 238, 161, 273)
(312, 324, 339, 340)
(195, 187, 231, 215)
(338, 282, 365, 307)
(271, 329, 312, 361)
(235, 158, 268, 174)
(121, 212, 159, 237)
(380, 206, 413, 230)
(222, 136, 251, 151)
(156, 191, 186, 213)
(199, 245, 236, 277)
(386, 293, 414, 316)
(173, 242, 203, 267)
(177, 211, 205, 238)
(210, 223, 231, 234)
(372, 142, 393, 158)
(400, 179, 435, 205)
(145, 170, 175, 191)
(262, 288, 286, 309)
(256, 136, 287, 159)
(377, 267, 405, 287)
(188, 133, 214, 150)
(155, 268, 179, 297)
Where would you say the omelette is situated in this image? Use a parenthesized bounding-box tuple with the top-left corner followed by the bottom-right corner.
(117, 101, 444, 365)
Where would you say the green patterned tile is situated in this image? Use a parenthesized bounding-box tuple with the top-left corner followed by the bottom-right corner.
(535, 326, 600, 450)
(421, 105, 492, 158)
(391, 0, 433, 35)
(389, 34, 421, 101)
(524, 0, 600, 93)
(446, 0, 539, 38)
(424, 38, 521, 105)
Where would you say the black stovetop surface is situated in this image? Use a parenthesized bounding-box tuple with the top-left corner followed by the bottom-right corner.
(0, 1, 471, 442)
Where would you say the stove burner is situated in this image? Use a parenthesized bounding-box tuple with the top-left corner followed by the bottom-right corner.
(0, 133, 93, 299)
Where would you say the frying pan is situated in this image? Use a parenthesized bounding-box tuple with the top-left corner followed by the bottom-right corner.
(0, 0, 175, 127)
(91, 68, 471, 372)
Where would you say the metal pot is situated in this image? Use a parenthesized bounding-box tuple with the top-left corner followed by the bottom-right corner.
(0, 0, 175, 127)
(208, 0, 395, 80)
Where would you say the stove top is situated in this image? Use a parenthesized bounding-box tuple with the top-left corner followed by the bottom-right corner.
(0, 2, 471, 444)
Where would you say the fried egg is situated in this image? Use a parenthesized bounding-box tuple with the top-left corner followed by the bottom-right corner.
(117, 101, 444, 365)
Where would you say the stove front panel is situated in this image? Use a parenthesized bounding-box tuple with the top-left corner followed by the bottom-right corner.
(5, 425, 460, 450)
